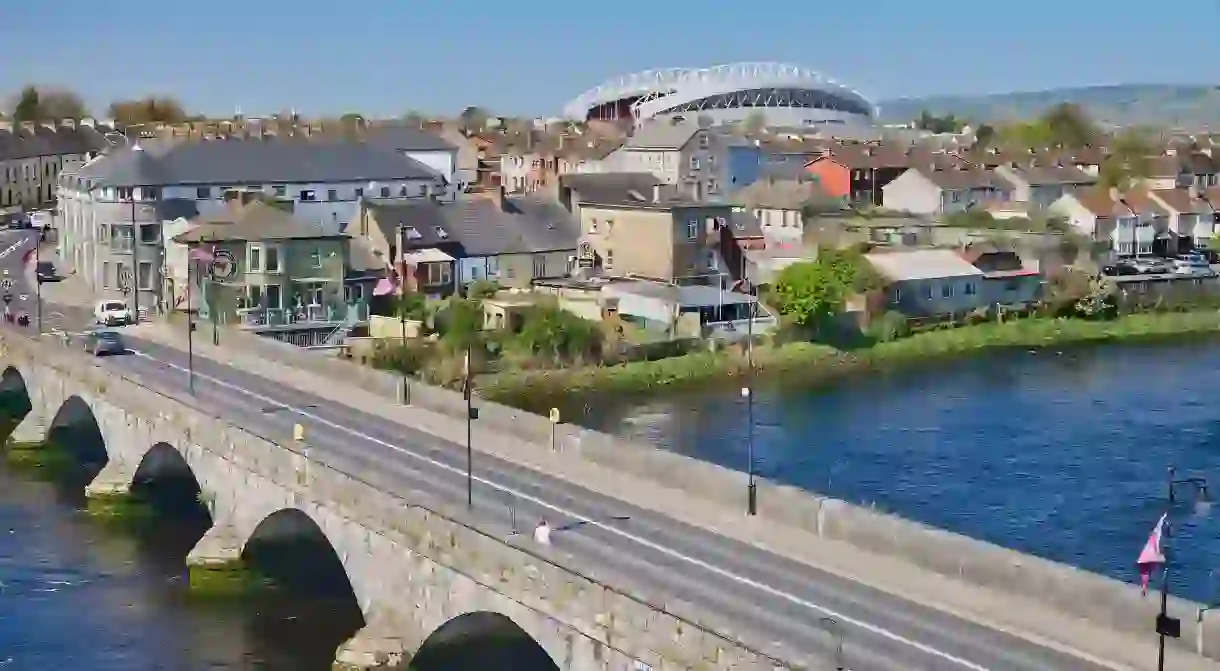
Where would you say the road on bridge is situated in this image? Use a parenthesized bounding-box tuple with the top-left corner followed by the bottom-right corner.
(0, 228, 1126, 671)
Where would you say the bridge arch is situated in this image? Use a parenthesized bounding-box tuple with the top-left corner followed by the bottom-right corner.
(411, 611, 561, 671)
(0, 365, 32, 427)
(46, 395, 111, 468)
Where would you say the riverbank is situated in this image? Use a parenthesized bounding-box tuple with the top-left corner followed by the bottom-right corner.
(480, 310, 1220, 408)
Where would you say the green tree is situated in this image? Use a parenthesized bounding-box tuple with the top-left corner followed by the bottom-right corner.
(972, 123, 996, 150)
(458, 105, 489, 134)
(914, 110, 963, 134)
(436, 297, 484, 352)
(1040, 102, 1096, 148)
(1099, 129, 1155, 190)
(10, 85, 88, 122)
(12, 86, 39, 122)
(395, 293, 427, 321)
(107, 96, 188, 125)
(513, 304, 602, 366)
(770, 261, 846, 329)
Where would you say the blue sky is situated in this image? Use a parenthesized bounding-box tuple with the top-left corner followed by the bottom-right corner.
(4, 0, 1216, 118)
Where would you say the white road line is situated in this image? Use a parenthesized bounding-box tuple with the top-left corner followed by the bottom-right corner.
(129, 349, 990, 670)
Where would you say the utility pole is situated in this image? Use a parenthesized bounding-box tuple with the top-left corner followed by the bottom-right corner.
(744, 297, 757, 516)
(130, 189, 140, 321)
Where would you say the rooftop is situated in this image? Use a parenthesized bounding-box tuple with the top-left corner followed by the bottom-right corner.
(865, 248, 985, 281)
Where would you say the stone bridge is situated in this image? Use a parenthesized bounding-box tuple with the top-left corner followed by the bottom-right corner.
(0, 334, 785, 670)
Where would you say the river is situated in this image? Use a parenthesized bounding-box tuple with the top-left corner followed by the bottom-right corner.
(572, 340, 1220, 604)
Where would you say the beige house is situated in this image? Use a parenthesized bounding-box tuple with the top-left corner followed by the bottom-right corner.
(881, 166, 1014, 215)
(731, 175, 841, 236)
(1049, 187, 1169, 256)
(1, 118, 112, 209)
(575, 185, 733, 284)
(992, 164, 1095, 211)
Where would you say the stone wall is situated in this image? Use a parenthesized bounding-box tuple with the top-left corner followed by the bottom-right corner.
(0, 334, 798, 670)
(214, 328, 1220, 661)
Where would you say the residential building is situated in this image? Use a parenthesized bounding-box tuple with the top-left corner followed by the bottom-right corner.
(572, 182, 734, 284)
(881, 166, 1014, 215)
(1049, 187, 1169, 257)
(59, 137, 441, 312)
(866, 246, 1040, 320)
(173, 200, 372, 345)
(364, 123, 462, 192)
(805, 144, 967, 205)
(0, 118, 114, 209)
(360, 188, 580, 296)
(595, 115, 756, 200)
(992, 163, 1095, 211)
(500, 134, 622, 194)
(732, 174, 841, 236)
(1145, 150, 1220, 191)
(1147, 187, 1217, 248)
(556, 172, 663, 222)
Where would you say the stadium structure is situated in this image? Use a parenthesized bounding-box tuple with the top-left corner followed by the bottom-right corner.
(562, 62, 877, 128)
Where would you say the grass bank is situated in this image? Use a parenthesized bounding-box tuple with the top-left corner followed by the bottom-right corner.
(481, 311, 1220, 407)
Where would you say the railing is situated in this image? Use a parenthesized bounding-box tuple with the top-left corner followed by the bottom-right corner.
(238, 302, 369, 329)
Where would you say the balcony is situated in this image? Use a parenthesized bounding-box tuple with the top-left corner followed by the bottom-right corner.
(237, 302, 370, 329)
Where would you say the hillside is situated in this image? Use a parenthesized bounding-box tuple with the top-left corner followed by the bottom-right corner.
(876, 84, 1220, 129)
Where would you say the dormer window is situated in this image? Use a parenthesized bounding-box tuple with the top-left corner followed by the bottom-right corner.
(405, 227, 422, 240)
(435, 226, 449, 239)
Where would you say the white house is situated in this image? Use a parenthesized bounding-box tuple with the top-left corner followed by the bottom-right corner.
(56, 137, 444, 312)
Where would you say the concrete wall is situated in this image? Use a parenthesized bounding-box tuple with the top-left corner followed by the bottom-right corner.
(0, 334, 790, 670)
(211, 328, 1220, 662)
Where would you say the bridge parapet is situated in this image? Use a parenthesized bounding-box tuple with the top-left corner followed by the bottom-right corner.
(0, 333, 799, 670)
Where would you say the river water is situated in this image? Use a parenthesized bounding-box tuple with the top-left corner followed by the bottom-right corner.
(575, 340, 1220, 603)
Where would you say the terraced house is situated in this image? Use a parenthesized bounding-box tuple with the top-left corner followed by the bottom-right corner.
(57, 135, 448, 314)
(0, 118, 114, 209)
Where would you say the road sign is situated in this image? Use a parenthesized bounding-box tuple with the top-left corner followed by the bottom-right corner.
(211, 249, 236, 279)
(293, 423, 305, 442)
(1, 279, 14, 290)
(549, 407, 561, 424)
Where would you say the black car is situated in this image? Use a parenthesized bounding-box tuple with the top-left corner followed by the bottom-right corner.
(1102, 262, 1140, 277)
(82, 329, 128, 356)
(34, 261, 60, 283)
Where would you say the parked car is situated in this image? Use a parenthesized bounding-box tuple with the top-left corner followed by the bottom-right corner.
(1102, 262, 1140, 277)
(1173, 256, 1217, 277)
(1192, 248, 1220, 264)
(1130, 258, 1173, 274)
(82, 329, 127, 356)
(93, 300, 134, 326)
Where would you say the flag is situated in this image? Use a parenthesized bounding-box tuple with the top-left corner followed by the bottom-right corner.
(1137, 513, 1168, 596)
(373, 270, 399, 296)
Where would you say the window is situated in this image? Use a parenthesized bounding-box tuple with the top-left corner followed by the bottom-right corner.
(690, 157, 701, 170)
(265, 284, 283, 310)
(142, 187, 161, 201)
(138, 222, 160, 244)
(306, 284, 323, 306)
(102, 262, 110, 288)
(425, 262, 451, 285)
(435, 226, 449, 239)
(698, 133, 709, 148)
(380, 186, 390, 198)
(708, 178, 718, 193)
(922, 284, 933, 299)
(941, 283, 953, 298)
(137, 261, 154, 291)
(344, 283, 365, 303)
(196, 187, 211, 199)
(950, 191, 962, 203)
(117, 187, 132, 200)
(327, 189, 338, 201)
(685, 219, 699, 240)
(273, 185, 286, 197)
(248, 245, 263, 272)
(404, 227, 422, 240)
(309, 247, 322, 268)
(399, 186, 408, 197)
(964, 282, 977, 295)
(266, 245, 281, 272)
(532, 255, 547, 278)
(354, 187, 364, 199)
(589, 218, 598, 234)
(418, 185, 428, 197)
(604, 248, 614, 269)
(891, 287, 902, 303)
(246, 284, 263, 308)
(299, 189, 316, 202)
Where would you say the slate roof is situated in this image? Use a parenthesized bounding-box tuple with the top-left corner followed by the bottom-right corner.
(367, 195, 579, 257)
(732, 176, 841, 211)
(997, 164, 1095, 186)
(557, 172, 720, 209)
(913, 166, 1013, 191)
(174, 201, 333, 242)
(364, 124, 458, 153)
(0, 123, 115, 161)
(624, 116, 703, 150)
(865, 249, 984, 282)
(74, 137, 440, 188)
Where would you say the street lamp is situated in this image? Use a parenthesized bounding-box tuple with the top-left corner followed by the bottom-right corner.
(462, 346, 478, 509)
(1156, 465, 1212, 671)
(742, 296, 758, 517)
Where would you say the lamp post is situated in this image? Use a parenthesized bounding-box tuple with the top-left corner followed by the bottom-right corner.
(1157, 465, 1212, 671)
(742, 296, 758, 517)
(463, 346, 477, 509)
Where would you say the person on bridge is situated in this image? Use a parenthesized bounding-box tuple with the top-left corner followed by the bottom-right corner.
(533, 518, 552, 546)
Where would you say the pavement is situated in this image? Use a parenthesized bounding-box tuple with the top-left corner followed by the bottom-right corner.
(4, 228, 1215, 671)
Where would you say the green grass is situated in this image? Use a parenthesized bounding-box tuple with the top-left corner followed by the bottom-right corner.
(481, 311, 1220, 407)
(85, 494, 158, 528)
(187, 562, 280, 600)
(3, 440, 76, 476)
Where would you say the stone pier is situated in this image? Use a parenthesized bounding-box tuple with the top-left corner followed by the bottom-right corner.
(83, 459, 137, 498)
(8, 409, 46, 444)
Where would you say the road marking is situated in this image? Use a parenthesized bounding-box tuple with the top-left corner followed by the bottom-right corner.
(129, 349, 990, 670)
(0, 238, 28, 262)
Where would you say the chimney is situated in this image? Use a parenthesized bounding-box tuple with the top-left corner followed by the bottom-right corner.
(101, 118, 116, 129)
(59, 118, 76, 130)
(19, 121, 35, 134)
(652, 183, 662, 203)
(79, 117, 95, 129)
(1189, 184, 1202, 200)
(1109, 186, 1121, 202)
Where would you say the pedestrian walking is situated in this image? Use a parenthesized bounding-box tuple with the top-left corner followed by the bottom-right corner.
(533, 518, 552, 546)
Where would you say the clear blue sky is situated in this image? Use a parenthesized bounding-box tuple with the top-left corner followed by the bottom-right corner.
(4, 0, 1217, 118)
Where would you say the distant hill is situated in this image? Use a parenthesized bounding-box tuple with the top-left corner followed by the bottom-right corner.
(876, 84, 1220, 129)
